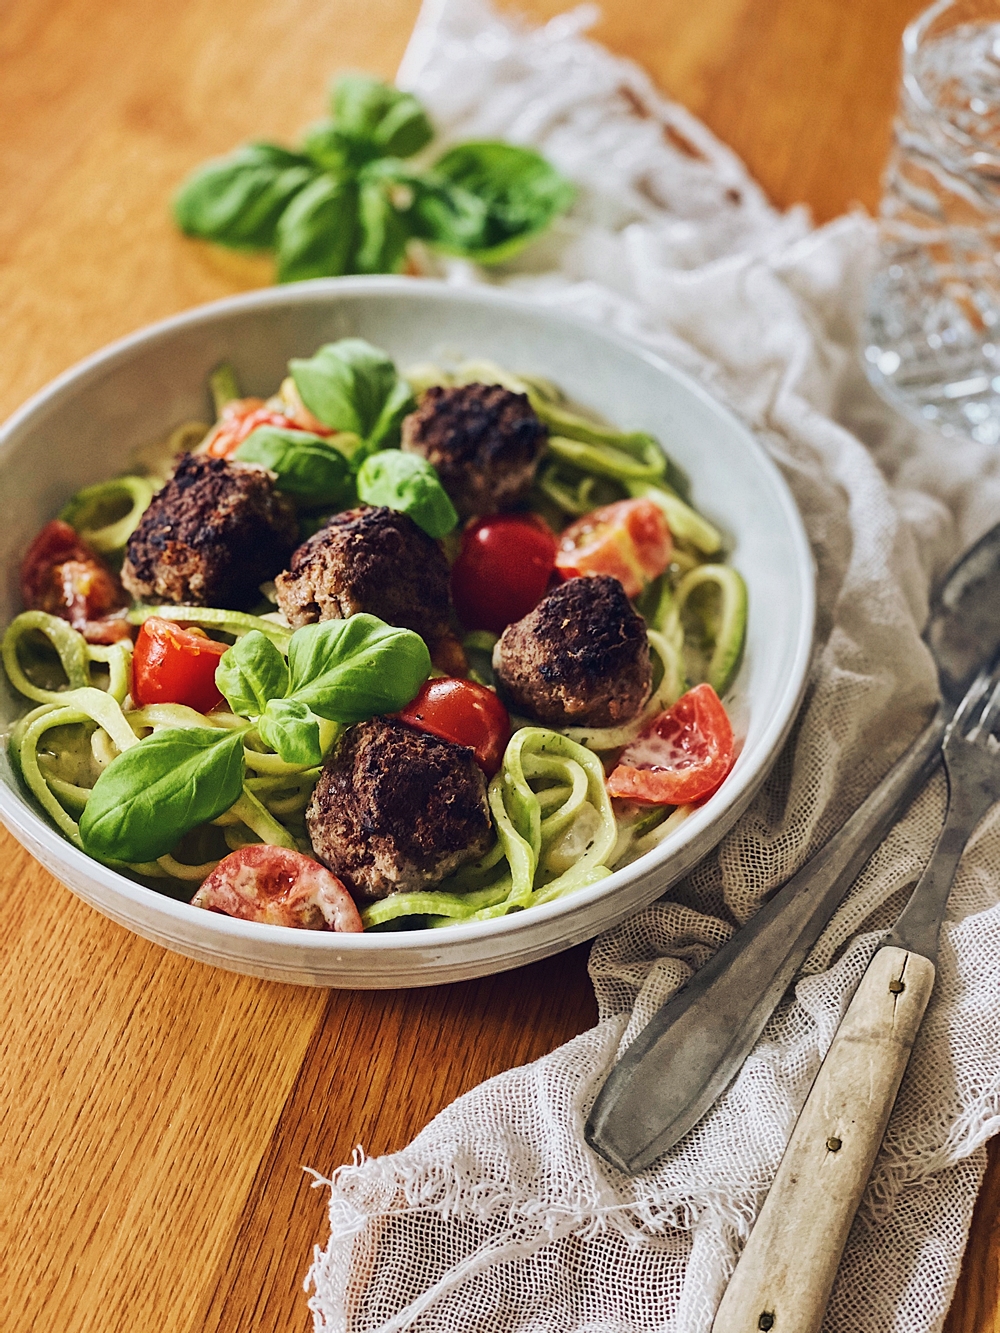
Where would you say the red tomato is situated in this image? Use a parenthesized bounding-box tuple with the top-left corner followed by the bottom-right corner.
(554, 498, 672, 599)
(191, 845, 363, 932)
(132, 617, 229, 713)
(396, 677, 511, 776)
(606, 683, 734, 805)
(202, 400, 330, 460)
(451, 514, 558, 634)
(20, 519, 129, 641)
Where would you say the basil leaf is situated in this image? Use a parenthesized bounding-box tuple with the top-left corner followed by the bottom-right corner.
(355, 171, 412, 275)
(79, 727, 246, 862)
(367, 375, 417, 453)
(257, 697, 324, 766)
(408, 175, 490, 250)
(289, 339, 415, 446)
(430, 141, 575, 263)
(299, 121, 352, 174)
(357, 450, 458, 538)
(216, 631, 289, 717)
(173, 142, 316, 249)
(331, 75, 433, 161)
(235, 426, 355, 505)
(287, 614, 430, 723)
(275, 174, 359, 282)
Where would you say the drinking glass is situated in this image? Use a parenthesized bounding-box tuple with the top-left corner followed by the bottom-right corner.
(864, 0, 1000, 443)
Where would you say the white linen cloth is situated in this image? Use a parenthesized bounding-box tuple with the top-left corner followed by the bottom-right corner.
(306, 3, 1000, 1329)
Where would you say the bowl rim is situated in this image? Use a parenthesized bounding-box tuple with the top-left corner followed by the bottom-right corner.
(0, 275, 816, 955)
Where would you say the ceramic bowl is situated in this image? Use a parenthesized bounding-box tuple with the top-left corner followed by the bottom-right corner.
(0, 278, 814, 987)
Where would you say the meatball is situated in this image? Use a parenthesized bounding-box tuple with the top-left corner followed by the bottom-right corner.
(121, 453, 297, 610)
(274, 505, 452, 643)
(401, 383, 547, 518)
(306, 718, 492, 898)
(494, 575, 651, 728)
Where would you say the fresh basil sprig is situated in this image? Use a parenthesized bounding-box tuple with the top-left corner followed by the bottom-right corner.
(79, 727, 246, 863)
(173, 74, 573, 281)
(234, 425, 355, 506)
(78, 612, 432, 862)
(289, 338, 415, 459)
(215, 615, 431, 762)
(356, 450, 457, 538)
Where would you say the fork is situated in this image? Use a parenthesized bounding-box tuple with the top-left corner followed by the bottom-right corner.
(711, 662, 1000, 1333)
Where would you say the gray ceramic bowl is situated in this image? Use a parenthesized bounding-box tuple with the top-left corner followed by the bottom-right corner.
(0, 278, 814, 987)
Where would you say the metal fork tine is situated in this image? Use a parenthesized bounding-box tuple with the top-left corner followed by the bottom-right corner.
(972, 672, 1000, 739)
(951, 670, 991, 736)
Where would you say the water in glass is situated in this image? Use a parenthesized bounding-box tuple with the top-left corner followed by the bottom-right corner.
(865, 1, 1000, 443)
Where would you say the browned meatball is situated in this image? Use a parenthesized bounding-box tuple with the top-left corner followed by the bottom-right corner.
(306, 718, 492, 898)
(494, 576, 651, 728)
(121, 453, 297, 610)
(401, 383, 547, 518)
(274, 505, 452, 643)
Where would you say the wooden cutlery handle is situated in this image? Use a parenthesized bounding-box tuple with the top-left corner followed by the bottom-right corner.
(711, 946, 935, 1333)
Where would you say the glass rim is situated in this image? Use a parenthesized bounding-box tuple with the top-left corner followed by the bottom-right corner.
(902, 0, 1000, 151)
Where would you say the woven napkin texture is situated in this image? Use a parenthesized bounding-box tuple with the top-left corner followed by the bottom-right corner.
(306, 3, 1000, 1329)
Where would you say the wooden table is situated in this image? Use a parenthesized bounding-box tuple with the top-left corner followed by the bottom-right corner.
(2, 0, 998, 1329)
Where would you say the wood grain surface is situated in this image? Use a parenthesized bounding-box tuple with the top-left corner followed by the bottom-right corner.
(1, 1, 998, 1331)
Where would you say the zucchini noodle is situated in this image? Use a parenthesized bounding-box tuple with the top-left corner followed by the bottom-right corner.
(127, 604, 292, 648)
(225, 788, 299, 850)
(674, 563, 748, 695)
(546, 435, 664, 485)
(627, 481, 722, 555)
(60, 476, 155, 554)
(16, 705, 96, 846)
(157, 853, 221, 881)
(537, 463, 602, 517)
(209, 363, 241, 416)
(3, 612, 95, 701)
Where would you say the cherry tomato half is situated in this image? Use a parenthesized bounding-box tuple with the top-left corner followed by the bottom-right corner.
(606, 682, 734, 805)
(451, 514, 558, 634)
(555, 498, 672, 599)
(132, 617, 229, 713)
(192, 845, 363, 932)
(202, 401, 323, 460)
(395, 677, 511, 776)
(20, 519, 129, 641)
